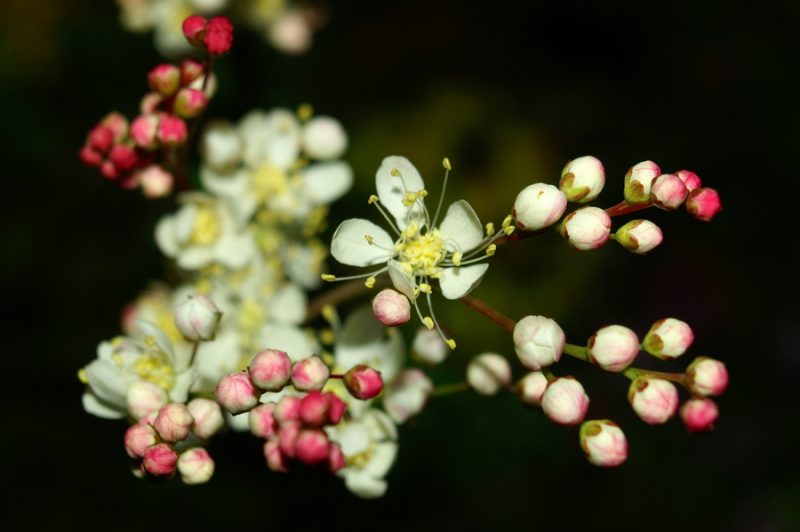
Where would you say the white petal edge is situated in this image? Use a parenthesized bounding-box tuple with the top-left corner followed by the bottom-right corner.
(375, 155, 426, 228)
(439, 263, 490, 300)
(344, 470, 388, 499)
(331, 219, 394, 267)
(387, 260, 417, 300)
(301, 162, 353, 205)
(438, 200, 483, 253)
(82, 391, 125, 419)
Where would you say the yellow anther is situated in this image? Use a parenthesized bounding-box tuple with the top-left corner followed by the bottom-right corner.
(419, 189, 428, 198)
(111, 336, 124, 347)
(190, 207, 221, 245)
(502, 214, 514, 228)
(321, 304, 337, 323)
(419, 283, 432, 294)
(368, 194, 379, 204)
(321, 352, 335, 366)
(446, 338, 457, 350)
(77, 368, 89, 384)
(423, 317, 434, 330)
(402, 191, 416, 206)
(321, 274, 337, 282)
(451, 251, 462, 267)
(320, 329, 336, 345)
(144, 336, 156, 347)
(486, 244, 497, 256)
(365, 276, 376, 288)
(297, 103, 314, 121)
(442, 157, 452, 171)
(364, 234, 375, 245)
(391, 167, 401, 177)
(485, 222, 495, 236)
(503, 225, 515, 235)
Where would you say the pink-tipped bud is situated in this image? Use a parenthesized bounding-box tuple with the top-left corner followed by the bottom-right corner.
(579, 419, 628, 467)
(676, 170, 702, 192)
(109, 144, 138, 171)
(124, 423, 158, 458)
(153, 403, 194, 442)
(264, 437, 287, 472)
(299, 391, 332, 427)
(126, 380, 168, 420)
(560, 206, 612, 250)
(173, 88, 208, 119)
(136, 164, 174, 198)
(88, 125, 114, 152)
(467, 353, 511, 396)
(187, 398, 224, 439)
(101, 112, 129, 142)
(148, 64, 181, 97)
(100, 160, 119, 180)
(587, 325, 640, 372)
(513, 183, 567, 231)
(686, 357, 728, 397)
(650, 173, 688, 210)
(295, 429, 330, 465)
(80, 145, 103, 166)
(517, 371, 549, 406)
(624, 160, 661, 204)
(140, 92, 163, 114)
(268, 10, 312, 55)
(156, 114, 188, 147)
(513, 315, 565, 371)
(328, 443, 346, 473)
(250, 403, 278, 438)
(628, 377, 679, 425)
(130, 114, 160, 150)
(560, 155, 606, 203)
(327, 393, 346, 425)
(143, 443, 178, 477)
(177, 448, 215, 485)
(686, 187, 721, 222)
(274, 395, 302, 423)
(302, 116, 348, 160)
(616, 219, 663, 254)
(174, 293, 222, 342)
(278, 421, 300, 458)
(182, 15, 208, 47)
(541, 377, 590, 426)
(249, 349, 292, 391)
(180, 59, 205, 85)
(412, 327, 449, 365)
(204, 16, 234, 56)
(643, 318, 694, 360)
(371, 288, 411, 326)
(383, 368, 433, 424)
(291, 355, 330, 391)
(344, 364, 384, 400)
(215, 371, 260, 414)
(681, 398, 719, 432)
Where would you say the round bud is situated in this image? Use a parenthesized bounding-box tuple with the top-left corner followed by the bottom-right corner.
(686, 357, 728, 396)
(278, 421, 301, 458)
(180, 59, 205, 85)
(675, 170, 702, 192)
(157, 114, 188, 147)
(643, 318, 694, 360)
(268, 10, 312, 55)
(130, 114, 160, 150)
(201, 121, 242, 171)
(383, 368, 433, 424)
(182, 15, 208, 46)
(173, 88, 208, 120)
(249, 349, 292, 391)
(681, 398, 719, 432)
(541, 377, 589, 426)
(513, 183, 567, 231)
(274, 395, 302, 423)
(101, 112, 129, 142)
(686, 187, 721, 222)
(264, 437, 287, 473)
(615, 219, 663, 254)
(187, 398, 224, 439)
(153, 403, 194, 442)
(295, 430, 331, 465)
(143, 443, 178, 477)
(177, 448, 215, 485)
(650, 173, 688, 210)
(587, 325, 640, 372)
(513, 315, 565, 371)
(204, 16, 234, 56)
(299, 391, 333, 427)
(291, 355, 330, 392)
(136, 164, 174, 199)
(148, 64, 181, 97)
(372, 288, 411, 327)
(559, 155, 605, 203)
(467, 353, 511, 396)
(328, 443, 346, 473)
(302, 116, 348, 160)
(624, 160, 661, 204)
(579, 419, 628, 467)
(215, 371, 260, 414)
(344, 364, 384, 400)
(174, 293, 222, 342)
(327, 393, 346, 425)
(412, 328, 449, 365)
(124, 423, 158, 458)
(628, 377, 679, 425)
(517, 371, 549, 406)
(80, 145, 102, 166)
(126, 380, 168, 420)
(109, 144, 138, 171)
(560, 206, 612, 250)
(250, 403, 278, 438)
(88, 125, 114, 152)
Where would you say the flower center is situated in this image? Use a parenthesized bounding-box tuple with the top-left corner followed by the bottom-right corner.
(396, 223, 444, 277)
(133, 351, 175, 391)
(251, 165, 288, 201)
(190, 207, 221, 245)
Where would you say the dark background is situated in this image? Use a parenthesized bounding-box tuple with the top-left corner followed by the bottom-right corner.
(2, 0, 798, 530)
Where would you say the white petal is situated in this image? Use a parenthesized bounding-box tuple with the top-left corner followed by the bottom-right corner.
(438, 200, 483, 252)
(136, 320, 177, 365)
(169, 369, 196, 403)
(82, 391, 125, 419)
(177, 246, 215, 270)
(215, 232, 255, 270)
(331, 219, 394, 267)
(301, 162, 353, 204)
(387, 260, 417, 300)
(335, 422, 370, 456)
(267, 109, 300, 170)
(259, 324, 317, 361)
(225, 411, 251, 432)
(375, 156, 426, 228)
(344, 470, 388, 499)
(154, 217, 179, 258)
(439, 263, 489, 300)
(270, 283, 307, 325)
(334, 306, 384, 370)
(364, 442, 398, 478)
(200, 166, 248, 200)
(173, 204, 198, 245)
(194, 330, 242, 390)
(201, 122, 242, 171)
(84, 359, 133, 408)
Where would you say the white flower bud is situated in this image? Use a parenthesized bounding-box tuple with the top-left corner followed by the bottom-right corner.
(187, 398, 224, 439)
(372, 288, 411, 327)
(513, 183, 567, 231)
(615, 219, 663, 254)
(579, 419, 628, 467)
(177, 448, 215, 485)
(201, 121, 241, 171)
(249, 349, 292, 391)
(153, 403, 194, 442)
(513, 315, 565, 370)
(126, 380, 168, 420)
(650, 173, 688, 210)
(541, 377, 589, 426)
(628, 377, 679, 425)
(302, 116, 348, 160)
(215, 371, 260, 414)
(643, 318, 694, 360)
(587, 325, 640, 372)
(383, 368, 433, 424)
(624, 160, 661, 204)
(560, 206, 611, 250)
(517, 371, 549, 406)
(291, 355, 330, 391)
(412, 328, 449, 365)
(686, 357, 729, 396)
(467, 353, 511, 396)
(124, 423, 158, 458)
(174, 293, 222, 342)
(559, 155, 605, 203)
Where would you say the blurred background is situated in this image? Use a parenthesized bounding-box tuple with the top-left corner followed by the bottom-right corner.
(2, 0, 798, 530)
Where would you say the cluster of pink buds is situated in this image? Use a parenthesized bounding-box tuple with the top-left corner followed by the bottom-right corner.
(182, 15, 234, 56)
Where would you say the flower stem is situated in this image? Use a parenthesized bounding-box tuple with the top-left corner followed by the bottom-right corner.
(305, 276, 387, 323)
(432, 382, 470, 397)
(459, 294, 516, 333)
(563, 343, 589, 361)
(605, 201, 653, 217)
(623, 367, 688, 387)
(189, 341, 200, 367)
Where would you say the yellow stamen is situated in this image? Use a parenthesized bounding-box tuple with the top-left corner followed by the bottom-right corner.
(391, 167, 401, 177)
(419, 283, 432, 294)
(446, 338, 457, 350)
(503, 225, 515, 235)
(364, 234, 375, 245)
(486, 244, 497, 256)
(442, 157, 452, 171)
(297, 102, 314, 121)
(502, 214, 514, 228)
(423, 317, 434, 330)
(321, 305, 337, 324)
(321, 274, 336, 282)
(77, 368, 89, 384)
(365, 276, 376, 288)
(451, 251, 462, 266)
(320, 329, 336, 345)
(368, 194, 379, 204)
(485, 222, 495, 236)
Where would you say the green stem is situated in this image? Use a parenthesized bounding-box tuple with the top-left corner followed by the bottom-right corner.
(563, 343, 589, 361)
(432, 382, 470, 397)
(623, 367, 688, 387)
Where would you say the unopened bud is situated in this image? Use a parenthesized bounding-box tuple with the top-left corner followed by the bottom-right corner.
(174, 293, 222, 342)
(686, 357, 728, 396)
(328, 443, 346, 473)
(264, 437, 287, 472)
(615, 219, 663, 254)
(328, 393, 346, 425)
(541, 377, 589, 426)
(157, 114, 188, 147)
(124, 423, 158, 458)
(274, 395, 302, 423)
(513, 315, 565, 370)
(130, 114, 160, 150)
(588, 325, 640, 372)
(643, 318, 694, 360)
(109, 144, 138, 171)
(295, 430, 331, 465)
(513, 183, 567, 231)
(140, 92, 163, 114)
(681, 398, 719, 432)
(177, 447, 215, 485)
(299, 391, 333, 427)
(136, 164, 174, 198)
(215, 371, 260, 414)
(153, 403, 194, 442)
(628, 377, 679, 425)
(126, 380, 168, 420)
(302, 116, 348, 160)
(560, 155, 605, 203)
(268, 10, 312, 55)
(467, 353, 511, 396)
(101, 112, 129, 142)
(624, 160, 660, 204)
(278, 421, 300, 458)
(249, 349, 292, 391)
(686, 187, 721, 222)
(187, 398, 224, 439)
(412, 327, 449, 365)
(517, 371, 549, 406)
(182, 15, 208, 47)
(560, 206, 612, 250)
(204, 16, 234, 56)
(372, 288, 411, 326)
(180, 59, 205, 85)
(650, 173, 688, 210)
(173, 88, 208, 119)
(88, 125, 114, 152)
(143, 443, 178, 477)
(676, 170, 702, 192)
(383, 368, 433, 424)
(250, 403, 278, 438)
(291, 355, 330, 391)
(344, 364, 384, 400)
(80, 145, 103, 166)
(579, 419, 628, 467)
(148, 64, 181, 97)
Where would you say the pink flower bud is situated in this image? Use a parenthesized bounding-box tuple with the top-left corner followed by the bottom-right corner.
(136, 164, 174, 198)
(88, 125, 114, 152)
(579, 419, 628, 467)
(650, 173, 688, 210)
(249, 349, 292, 391)
(140, 92, 163, 114)
(101, 112, 129, 143)
(624, 160, 661, 204)
(559, 155, 606, 203)
(467, 353, 511, 396)
(302, 116, 348, 159)
(615, 219, 663, 254)
(412, 327, 449, 365)
(268, 10, 312, 55)
(264, 437, 287, 472)
(676, 170, 702, 192)
(291, 355, 330, 391)
(187, 398, 224, 439)
(513, 183, 567, 231)
(173, 88, 208, 119)
(328, 393, 346, 424)
(250, 403, 278, 438)
(182, 15, 208, 47)
(204, 16, 234, 56)
(681, 398, 719, 432)
(148, 64, 181, 97)
(517, 371, 549, 406)
(372, 288, 411, 326)
(560, 206, 612, 250)
(100, 160, 118, 180)
(80, 145, 103, 166)
(686, 187, 721, 222)
(215, 371, 260, 414)
(126, 380, 168, 420)
(130, 114, 160, 150)
(295, 430, 331, 465)
(174, 293, 222, 342)
(384, 368, 433, 424)
(643, 318, 694, 360)
(588, 325, 640, 372)
(513, 315, 565, 370)
(628, 377, 679, 425)
(143, 443, 178, 477)
(274, 395, 302, 423)
(180, 59, 205, 85)
(177, 448, 215, 485)
(299, 391, 333, 427)
(154, 403, 194, 442)
(109, 144, 138, 171)
(124, 423, 158, 458)
(686, 357, 728, 397)
(541, 377, 589, 426)
(328, 443, 346, 473)
(157, 114, 188, 147)
(278, 421, 301, 458)
(344, 364, 384, 400)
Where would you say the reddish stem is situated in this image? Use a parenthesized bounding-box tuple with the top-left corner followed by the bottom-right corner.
(459, 294, 516, 333)
(605, 201, 653, 217)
